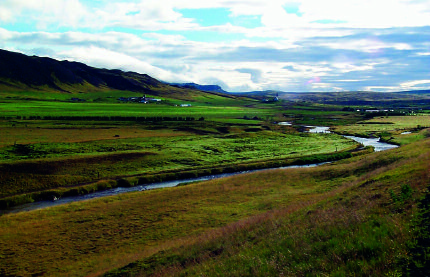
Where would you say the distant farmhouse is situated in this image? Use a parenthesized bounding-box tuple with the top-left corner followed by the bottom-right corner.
(118, 95, 162, 103)
(70, 97, 86, 102)
(365, 109, 390, 113)
(262, 92, 279, 103)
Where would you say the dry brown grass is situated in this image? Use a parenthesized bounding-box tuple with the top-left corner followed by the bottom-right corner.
(1, 138, 429, 276)
(0, 125, 189, 147)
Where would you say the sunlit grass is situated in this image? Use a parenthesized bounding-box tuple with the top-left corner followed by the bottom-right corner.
(1, 138, 428, 276)
(0, 99, 275, 120)
(333, 115, 430, 137)
(106, 138, 430, 277)
(0, 131, 357, 198)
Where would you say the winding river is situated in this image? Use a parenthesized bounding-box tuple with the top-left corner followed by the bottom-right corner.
(305, 125, 398, 152)
(1, 127, 398, 215)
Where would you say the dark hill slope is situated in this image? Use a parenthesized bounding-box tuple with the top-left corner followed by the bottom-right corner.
(0, 49, 235, 101)
(0, 49, 162, 93)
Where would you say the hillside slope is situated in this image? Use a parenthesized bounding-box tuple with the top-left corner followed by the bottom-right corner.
(1, 136, 429, 276)
(0, 49, 235, 101)
(104, 137, 430, 277)
(0, 49, 162, 92)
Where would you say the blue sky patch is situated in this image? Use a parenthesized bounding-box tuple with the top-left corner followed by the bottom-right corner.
(179, 8, 231, 27)
(284, 3, 304, 16)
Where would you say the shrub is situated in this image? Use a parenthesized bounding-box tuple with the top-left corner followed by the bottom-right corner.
(116, 178, 132, 188)
(96, 180, 116, 190)
(389, 184, 413, 203)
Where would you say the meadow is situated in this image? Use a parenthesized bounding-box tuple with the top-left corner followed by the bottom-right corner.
(0, 93, 362, 207)
(0, 121, 357, 203)
(332, 115, 430, 139)
(0, 99, 266, 119)
(0, 136, 429, 276)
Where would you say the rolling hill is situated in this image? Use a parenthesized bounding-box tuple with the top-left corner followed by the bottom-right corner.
(0, 49, 234, 101)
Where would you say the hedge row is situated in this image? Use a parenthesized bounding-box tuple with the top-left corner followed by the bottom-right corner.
(0, 116, 199, 121)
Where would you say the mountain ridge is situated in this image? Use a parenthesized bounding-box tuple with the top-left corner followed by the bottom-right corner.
(1, 49, 429, 103)
(0, 49, 240, 102)
(0, 49, 165, 93)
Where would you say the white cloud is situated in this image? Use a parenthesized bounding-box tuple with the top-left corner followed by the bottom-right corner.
(320, 38, 415, 53)
(299, 0, 430, 28)
(58, 46, 191, 83)
(400, 79, 430, 89)
(237, 68, 265, 83)
(260, 4, 305, 27)
(332, 62, 375, 73)
(364, 86, 402, 92)
(1, 1, 430, 92)
(0, 0, 89, 29)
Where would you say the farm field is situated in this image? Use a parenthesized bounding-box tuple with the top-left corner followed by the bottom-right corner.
(0, 99, 270, 119)
(0, 122, 190, 147)
(333, 115, 430, 135)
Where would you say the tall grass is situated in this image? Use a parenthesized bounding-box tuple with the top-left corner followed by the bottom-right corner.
(0, 131, 358, 203)
(1, 138, 429, 276)
(105, 139, 430, 277)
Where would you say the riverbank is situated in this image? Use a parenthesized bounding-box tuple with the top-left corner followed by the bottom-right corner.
(1, 149, 357, 212)
(1, 127, 400, 212)
(0, 130, 356, 200)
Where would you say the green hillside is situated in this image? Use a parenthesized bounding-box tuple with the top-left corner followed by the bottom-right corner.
(1, 137, 429, 276)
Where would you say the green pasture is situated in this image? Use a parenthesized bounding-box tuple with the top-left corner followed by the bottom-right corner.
(0, 89, 255, 105)
(0, 131, 357, 198)
(0, 99, 274, 120)
(333, 115, 430, 138)
(0, 131, 356, 163)
(281, 107, 361, 126)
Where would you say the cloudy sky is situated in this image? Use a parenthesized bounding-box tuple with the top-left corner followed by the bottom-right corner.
(1, 0, 429, 92)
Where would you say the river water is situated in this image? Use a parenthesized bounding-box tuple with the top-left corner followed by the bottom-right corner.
(305, 126, 399, 152)
(1, 163, 327, 215)
(1, 127, 398, 215)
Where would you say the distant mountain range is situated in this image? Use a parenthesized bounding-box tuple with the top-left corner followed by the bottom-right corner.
(1, 49, 429, 105)
(169, 83, 226, 93)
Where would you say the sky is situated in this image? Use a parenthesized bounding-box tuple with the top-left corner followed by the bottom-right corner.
(0, 0, 429, 92)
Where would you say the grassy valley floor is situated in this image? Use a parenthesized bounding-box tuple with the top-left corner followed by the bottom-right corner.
(1, 91, 430, 276)
(1, 137, 429, 276)
(0, 119, 358, 206)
